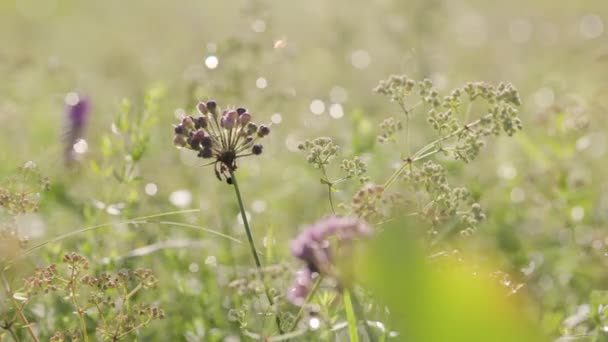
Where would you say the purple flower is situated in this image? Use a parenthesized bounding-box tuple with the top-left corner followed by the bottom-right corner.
(286, 268, 314, 306)
(287, 216, 372, 306)
(172, 100, 271, 183)
(64, 93, 90, 165)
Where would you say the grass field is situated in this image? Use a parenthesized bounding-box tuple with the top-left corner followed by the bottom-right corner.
(1, 1, 608, 341)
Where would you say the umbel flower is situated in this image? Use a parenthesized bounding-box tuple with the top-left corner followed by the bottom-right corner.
(173, 100, 270, 184)
(172, 99, 284, 331)
(288, 216, 372, 306)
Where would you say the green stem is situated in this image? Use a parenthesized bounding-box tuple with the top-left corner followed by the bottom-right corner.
(320, 168, 335, 214)
(288, 275, 323, 333)
(8, 326, 21, 342)
(229, 170, 284, 334)
(343, 289, 359, 342)
(383, 118, 483, 192)
(1, 273, 39, 342)
(68, 268, 88, 342)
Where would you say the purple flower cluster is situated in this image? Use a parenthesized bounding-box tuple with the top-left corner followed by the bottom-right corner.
(287, 216, 372, 306)
(173, 100, 270, 183)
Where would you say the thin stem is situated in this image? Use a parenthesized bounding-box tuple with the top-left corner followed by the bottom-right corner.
(288, 275, 323, 332)
(383, 118, 482, 192)
(229, 170, 284, 334)
(343, 289, 359, 342)
(68, 267, 88, 342)
(321, 167, 335, 214)
(124, 283, 142, 301)
(19, 209, 201, 257)
(396, 99, 411, 156)
(8, 326, 21, 342)
(114, 318, 151, 340)
(1, 274, 39, 342)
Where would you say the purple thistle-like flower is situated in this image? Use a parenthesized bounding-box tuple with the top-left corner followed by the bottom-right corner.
(64, 93, 90, 166)
(287, 216, 372, 306)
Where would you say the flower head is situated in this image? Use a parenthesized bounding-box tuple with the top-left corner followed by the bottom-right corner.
(172, 100, 271, 183)
(64, 93, 90, 165)
(287, 216, 372, 306)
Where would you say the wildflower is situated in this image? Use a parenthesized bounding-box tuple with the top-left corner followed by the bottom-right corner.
(287, 216, 372, 306)
(64, 93, 90, 165)
(172, 100, 270, 183)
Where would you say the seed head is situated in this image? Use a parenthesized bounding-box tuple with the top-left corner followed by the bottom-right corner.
(172, 99, 271, 183)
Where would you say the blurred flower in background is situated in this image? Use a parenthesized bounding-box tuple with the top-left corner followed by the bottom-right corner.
(63, 92, 90, 166)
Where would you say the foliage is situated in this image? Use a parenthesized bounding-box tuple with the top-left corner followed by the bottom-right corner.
(1, 1, 607, 341)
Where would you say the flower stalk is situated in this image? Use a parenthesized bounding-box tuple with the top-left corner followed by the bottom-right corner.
(230, 170, 283, 334)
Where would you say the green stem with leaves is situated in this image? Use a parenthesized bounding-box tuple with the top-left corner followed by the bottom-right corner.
(229, 170, 284, 334)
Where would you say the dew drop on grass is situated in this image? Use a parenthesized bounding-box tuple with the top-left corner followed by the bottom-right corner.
(350, 50, 371, 69)
(169, 190, 192, 208)
(271, 113, 282, 124)
(310, 99, 325, 115)
(106, 204, 121, 216)
(274, 39, 287, 49)
(145, 183, 158, 196)
(579, 14, 604, 39)
(329, 103, 344, 119)
(309, 317, 320, 330)
(205, 56, 219, 69)
(570, 206, 585, 222)
(252, 200, 266, 213)
(256, 77, 267, 89)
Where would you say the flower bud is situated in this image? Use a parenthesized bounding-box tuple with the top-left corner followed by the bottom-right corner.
(194, 116, 207, 129)
(182, 116, 195, 130)
(201, 135, 213, 148)
(174, 124, 185, 135)
(252, 144, 263, 155)
(246, 123, 258, 135)
(239, 112, 252, 125)
(236, 107, 247, 115)
(199, 147, 213, 158)
(173, 135, 187, 148)
(206, 100, 217, 112)
(221, 110, 238, 129)
(190, 130, 205, 150)
(197, 102, 208, 114)
(207, 100, 218, 118)
(257, 125, 270, 137)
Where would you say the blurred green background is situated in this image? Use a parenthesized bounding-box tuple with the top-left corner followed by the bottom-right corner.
(1, 0, 608, 340)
